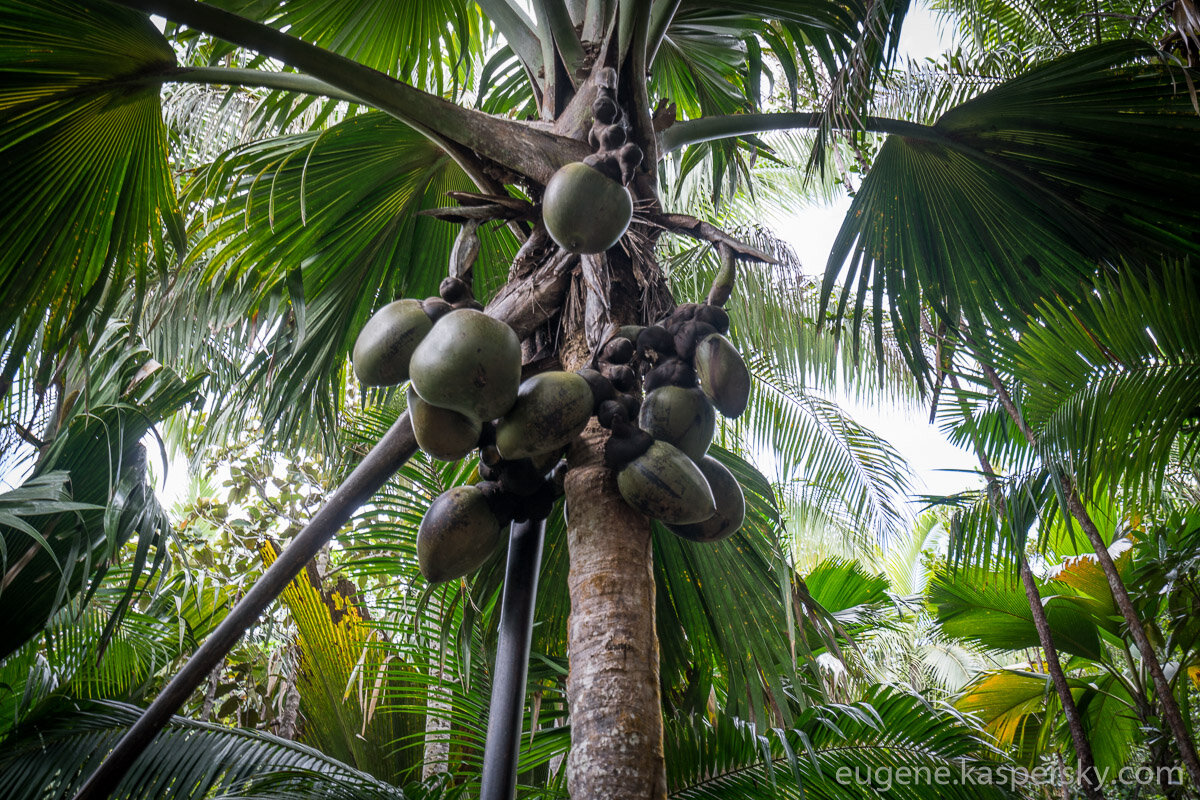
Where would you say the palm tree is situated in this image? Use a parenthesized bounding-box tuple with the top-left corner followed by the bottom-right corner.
(3, 0, 1199, 797)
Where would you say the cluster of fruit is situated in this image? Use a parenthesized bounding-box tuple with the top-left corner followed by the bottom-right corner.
(595, 302, 749, 544)
(352, 278, 752, 586)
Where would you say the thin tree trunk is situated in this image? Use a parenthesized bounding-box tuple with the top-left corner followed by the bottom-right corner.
(979, 361, 1200, 788)
(1017, 558, 1105, 799)
(949, 375, 1105, 799)
(563, 421, 667, 800)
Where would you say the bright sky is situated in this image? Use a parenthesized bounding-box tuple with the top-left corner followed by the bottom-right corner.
(773, 2, 981, 504)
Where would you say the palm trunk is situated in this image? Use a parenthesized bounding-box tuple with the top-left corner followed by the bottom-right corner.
(979, 362, 1200, 787)
(563, 421, 668, 800)
(950, 375, 1104, 799)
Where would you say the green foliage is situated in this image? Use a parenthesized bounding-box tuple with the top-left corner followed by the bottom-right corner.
(0, 323, 201, 659)
(0, 0, 181, 385)
(0, 699, 405, 800)
(822, 41, 1200, 384)
(666, 685, 1015, 799)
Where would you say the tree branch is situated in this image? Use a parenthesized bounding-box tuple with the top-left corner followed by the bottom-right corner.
(107, 0, 589, 183)
(658, 111, 944, 155)
(640, 211, 778, 263)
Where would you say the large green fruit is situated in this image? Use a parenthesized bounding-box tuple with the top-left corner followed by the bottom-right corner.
(667, 456, 744, 543)
(694, 333, 751, 418)
(352, 298, 432, 386)
(408, 386, 481, 461)
(495, 371, 594, 460)
(409, 309, 522, 422)
(417, 485, 503, 583)
(542, 162, 633, 254)
(638, 385, 715, 462)
(617, 440, 715, 525)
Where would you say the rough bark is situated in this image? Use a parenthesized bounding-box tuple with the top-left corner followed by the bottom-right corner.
(563, 421, 667, 800)
(979, 362, 1200, 788)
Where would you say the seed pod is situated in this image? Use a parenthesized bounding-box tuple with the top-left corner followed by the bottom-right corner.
(639, 385, 716, 461)
(604, 421, 654, 468)
(600, 363, 637, 393)
(666, 303, 700, 327)
(439, 276, 470, 304)
(408, 386, 482, 462)
(495, 371, 594, 460)
(580, 151, 623, 184)
(694, 304, 730, 334)
(478, 480, 517, 525)
(498, 458, 546, 497)
(615, 392, 641, 420)
(418, 485, 503, 583)
(666, 456, 745, 543)
(543, 161, 631, 252)
(615, 325, 645, 342)
(644, 358, 696, 392)
(597, 399, 628, 429)
(673, 320, 718, 361)
(593, 94, 619, 124)
(637, 325, 675, 360)
(353, 299, 432, 386)
(617, 440, 716, 524)
(600, 337, 635, 365)
(576, 368, 616, 409)
(409, 309, 522, 422)
(617, 142, 643, 183)
(423, 297, 455, 323)
(599, 123, 627, 150)
(693, 333, 751, 419)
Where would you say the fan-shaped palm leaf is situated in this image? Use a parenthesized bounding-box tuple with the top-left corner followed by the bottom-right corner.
(0, 0, 181, 387)
(822, 41, 1200, 384)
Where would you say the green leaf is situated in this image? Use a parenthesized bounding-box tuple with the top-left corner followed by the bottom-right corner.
(0, 0, 179, 383)
(822, 41, 1200, 384)
(0, 699, 404, 800)
(930, 566, 1105, 660)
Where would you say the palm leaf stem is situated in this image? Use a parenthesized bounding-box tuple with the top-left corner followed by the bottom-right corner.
(946, 373, 1104, 800)
(646, 0, 682, 64)
(164, 66, 360, 103)
(70, 413, 419, 800)
(532, 0, 585, 77)
(106, 0, 588, 184)
(476, 0, 546, 82)
(974, 352, 1200, 787)
(659, 111, 937, 154)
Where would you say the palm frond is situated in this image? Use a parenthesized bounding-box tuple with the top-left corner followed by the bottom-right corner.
(0, 323, 201, 659)
(0, 699, 404, 800)
(0, 0, 180, 388)
(997, 264, 1200, 502)
(821, 41, 1200, 386)
(169, 112, 518, 451)
(666, 685, 1015, 799)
